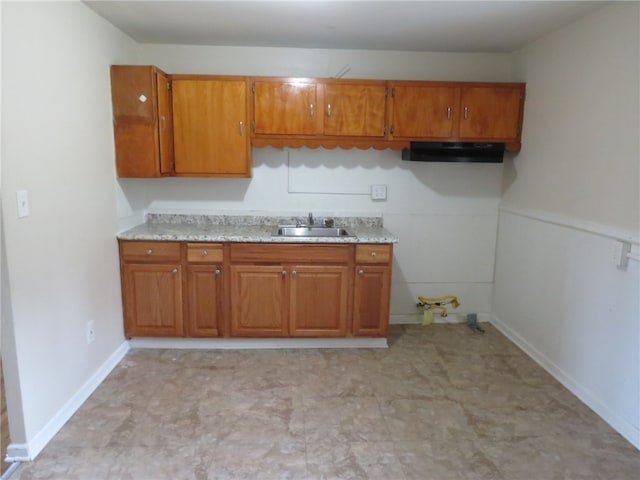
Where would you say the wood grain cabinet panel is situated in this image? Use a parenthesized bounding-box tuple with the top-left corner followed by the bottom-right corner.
(390, 82, 525, 146)
(172, 77, 250, 176)
(252, 79, 320, 135)
(390, 85, 458, 138)
(289, 265, 349, 337)
(322, 83, 387, 137)
(353, 244, 393, 337)
(110, 65, 174, 177)
(122, 263, 183, 337)
(187, 265, 222, 337)
(459, 86, 523, 140)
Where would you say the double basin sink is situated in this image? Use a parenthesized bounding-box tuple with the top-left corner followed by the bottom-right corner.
(272, 225, 354, 238)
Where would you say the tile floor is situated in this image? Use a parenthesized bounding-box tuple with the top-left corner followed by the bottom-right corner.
(9, 324, 640, 479)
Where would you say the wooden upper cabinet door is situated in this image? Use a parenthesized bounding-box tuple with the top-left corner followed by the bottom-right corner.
(155, 70, 174, 175)
(459, 86, 524, 140)
(391, 85, 457, 138)
(172, 78, 250, 176)
(111, 65, 172, 178)
(322, 83, 387, 137)
(253, 80, 319, 135)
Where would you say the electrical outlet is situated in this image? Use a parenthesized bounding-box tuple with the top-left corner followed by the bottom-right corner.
(371, 184, 387, 200)
(87, 320, 95, 344)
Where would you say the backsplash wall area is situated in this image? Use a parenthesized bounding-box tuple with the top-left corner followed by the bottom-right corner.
(118, 146, 505, 324)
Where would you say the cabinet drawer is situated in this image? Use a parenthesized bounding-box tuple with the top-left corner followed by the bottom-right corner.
(120, 241, 181, 262)
(355, 244, 392, 264)
(186, 243, 223, 263)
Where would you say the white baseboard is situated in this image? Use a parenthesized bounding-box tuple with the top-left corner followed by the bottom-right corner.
(129, 337, 388, 349)
(490, 316, 640, 451)
(5, 341, 130, 462)
(390, 313, 493, 325)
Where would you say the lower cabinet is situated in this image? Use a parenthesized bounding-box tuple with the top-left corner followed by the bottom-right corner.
(229, 244, 351, 337)
(120, 241, 184, 337)
(186, 243, 224, 337)
(119, 240, 392, 338)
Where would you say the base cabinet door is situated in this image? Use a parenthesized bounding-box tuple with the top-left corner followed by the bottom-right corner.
(230, 265, 288, 336)
(353, 265, 391, 337)
(122, 263, 183, 337)
(289, 265, 349, 337)
(187, 265, 222, 337)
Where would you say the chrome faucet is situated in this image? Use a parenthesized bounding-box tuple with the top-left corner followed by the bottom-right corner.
(308, 212, 314, 225)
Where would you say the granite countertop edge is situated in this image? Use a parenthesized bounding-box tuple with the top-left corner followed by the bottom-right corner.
(117, 215, 399, 244)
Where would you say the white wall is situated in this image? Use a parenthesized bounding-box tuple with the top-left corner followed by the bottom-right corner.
(119, 45, 515, 322)
(1, 2, 135, 459)
(494, 2, 640, 448)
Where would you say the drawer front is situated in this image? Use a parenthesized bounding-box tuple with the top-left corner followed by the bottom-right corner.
(355, 244, 392, 264)
(187, 243, 223, 263)
(230, 243, 352, 264)
(120, 241, 181, 262)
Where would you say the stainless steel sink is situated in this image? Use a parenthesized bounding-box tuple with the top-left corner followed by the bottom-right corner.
(272, 225, 355, 237)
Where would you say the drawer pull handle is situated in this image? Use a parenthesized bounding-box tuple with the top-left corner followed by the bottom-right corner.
(371, 251, 377, 257)
(358, 269, 364, 275)
(146, 249, 153, 255)
(215, 268, 221, 275)
(201, 250, 208, 257)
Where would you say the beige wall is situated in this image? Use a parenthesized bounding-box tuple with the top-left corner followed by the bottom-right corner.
(1, 1, 135, 456)
(503, 2, 639, 231)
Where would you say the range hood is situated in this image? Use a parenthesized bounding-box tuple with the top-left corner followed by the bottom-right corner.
(401, 141, 505, 163)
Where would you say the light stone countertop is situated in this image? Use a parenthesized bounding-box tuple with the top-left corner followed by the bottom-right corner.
(117, 214, 399, 244)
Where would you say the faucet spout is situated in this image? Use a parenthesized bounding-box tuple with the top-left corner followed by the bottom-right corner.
(308, 212, 314, 225)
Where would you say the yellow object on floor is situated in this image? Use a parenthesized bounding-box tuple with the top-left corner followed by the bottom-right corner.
(417, 295, 460, 326)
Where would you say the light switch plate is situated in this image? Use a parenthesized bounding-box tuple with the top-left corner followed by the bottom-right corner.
(16, 190, 30, 218)
(371, 184, 387, 200)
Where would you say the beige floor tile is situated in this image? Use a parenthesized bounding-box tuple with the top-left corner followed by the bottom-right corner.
(9, 324, 640, 480)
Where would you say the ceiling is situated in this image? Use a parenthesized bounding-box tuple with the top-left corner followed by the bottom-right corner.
(85, 1, 607, 53)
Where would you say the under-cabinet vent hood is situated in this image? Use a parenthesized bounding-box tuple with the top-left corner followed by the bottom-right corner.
(401, 142, 505, 163)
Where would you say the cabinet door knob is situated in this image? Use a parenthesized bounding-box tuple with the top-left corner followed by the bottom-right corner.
(239, 121, 244, 136)
(358, 269, 364, 275)
(171, 268, 178, 274)
(464, 106, 469, 120)
(292, 270, 297, 276)
(215, 268, 221, 275)
(371, 251, 377, 257)
(201, 250, 208, 257)
(327, 103, 332, 117)
(281, 270, 287, 276)
(309, 103, 314, 117)
(447, 106, 451, 120)
(146, 249, 153, 255)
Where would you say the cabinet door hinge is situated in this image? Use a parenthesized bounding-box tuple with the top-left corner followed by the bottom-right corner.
(251, 121, 256, 132)
(383, 126, 388, 135)
(385, 87, 388, 97)
(167, 81, 172, 92)
(251, 82, 255, 94)
(391, 87, 396, 97)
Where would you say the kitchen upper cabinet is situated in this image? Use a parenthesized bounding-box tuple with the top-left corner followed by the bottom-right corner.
(172, 77, 251, 177)
(458, 86, 524, 140)
(390, 82, 525, 148)
(110, 65, 174, 177)
(119, 241, 183, 337)
(321, 81, 387, 137)
(390, 85, 458, 138)
(186, 243, 224, 337)
(353, 244, 392, 337)
(252, 79, 320, 135)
